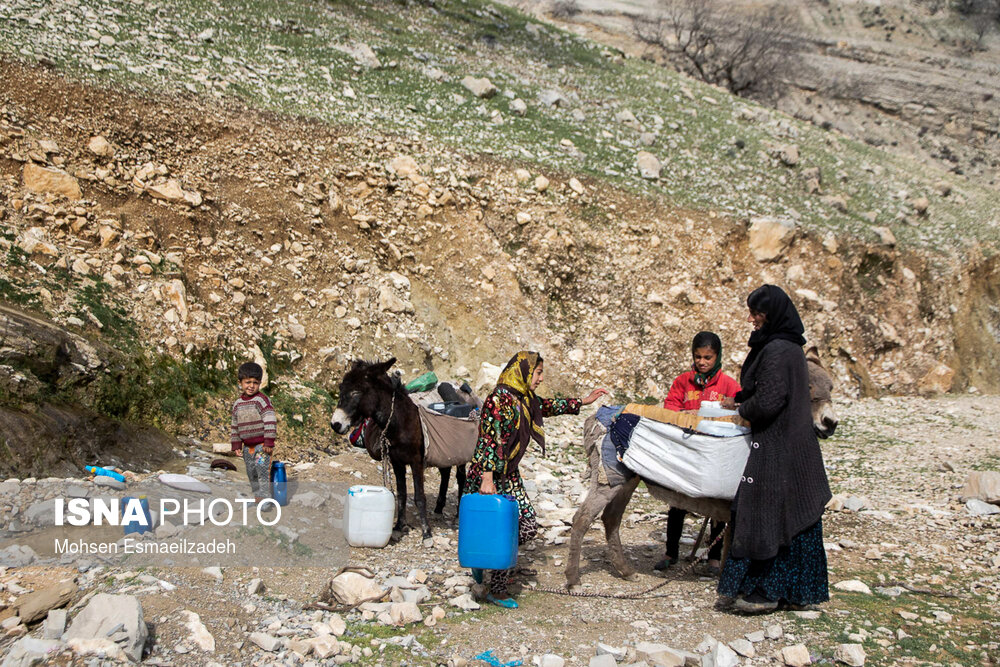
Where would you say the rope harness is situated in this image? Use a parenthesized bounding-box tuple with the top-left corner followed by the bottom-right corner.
(530, 526, 728, 600)
(376, 394, 396, 493)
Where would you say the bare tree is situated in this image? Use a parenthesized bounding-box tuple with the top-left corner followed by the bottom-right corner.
(633, 0, 798, 98)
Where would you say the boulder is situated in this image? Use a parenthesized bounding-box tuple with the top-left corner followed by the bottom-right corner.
(710, 642, 741, 667)
(17, 227, 59, 256)
(960, 471, 1000, 504)
(748, 216, 797, 262)
(965, 499, 1000, 516)
(636, 151, 661, 180)
(475, 362, 502, 394)
(918, 362, 954, 395)
(22, 163, 81, 200)
(834, 643, 866, 666)
(13, 580, 78, 623)
(43, 609, 67, 640)
(635, 641, 685, 666)
(461, 76, 497, 99)
(64, 594, 147, 662)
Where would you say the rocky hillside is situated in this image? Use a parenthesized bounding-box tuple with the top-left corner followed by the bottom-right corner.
(1, 0, 999, 472)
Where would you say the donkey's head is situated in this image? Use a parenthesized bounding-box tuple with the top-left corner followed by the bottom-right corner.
(806, 346, 838, 439)
(330, 358, 397, 435)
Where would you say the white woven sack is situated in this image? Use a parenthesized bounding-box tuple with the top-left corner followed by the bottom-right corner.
(622, 418, 751, 500)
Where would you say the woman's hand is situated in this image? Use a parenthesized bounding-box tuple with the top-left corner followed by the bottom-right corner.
(581, 388, 611, 405)
(479, 472, 496, 495)
(721, 397, 737, 410)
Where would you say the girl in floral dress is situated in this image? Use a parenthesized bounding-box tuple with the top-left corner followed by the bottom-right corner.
(464, 351, 608, 608)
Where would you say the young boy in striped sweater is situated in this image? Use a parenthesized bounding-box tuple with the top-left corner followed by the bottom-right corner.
(231, 362, 277, 504)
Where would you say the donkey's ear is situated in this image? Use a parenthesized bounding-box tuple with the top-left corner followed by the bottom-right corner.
(370, 357, 397, 376)
(805, 345, 823, 367)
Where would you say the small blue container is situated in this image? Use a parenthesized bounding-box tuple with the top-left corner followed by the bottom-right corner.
(121, 496, 152, 535)
(458, 493, 519, 570)
(270, 461, 288, 506)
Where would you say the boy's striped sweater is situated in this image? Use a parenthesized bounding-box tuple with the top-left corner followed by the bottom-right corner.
(231, 392, 277, 450)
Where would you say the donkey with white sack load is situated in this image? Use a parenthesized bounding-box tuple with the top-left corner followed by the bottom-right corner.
(564, 348, 837, 588)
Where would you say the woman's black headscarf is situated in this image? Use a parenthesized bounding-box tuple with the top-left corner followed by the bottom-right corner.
(741, 284, 807, 382)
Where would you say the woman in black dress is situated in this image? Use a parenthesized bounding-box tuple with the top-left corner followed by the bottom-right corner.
(719, 285, 832, 614)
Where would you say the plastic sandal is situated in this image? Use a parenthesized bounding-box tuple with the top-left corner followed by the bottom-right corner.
(486, 594, 519, 609)
(653, 556, 678, 571)
(471, 568, 483, 584)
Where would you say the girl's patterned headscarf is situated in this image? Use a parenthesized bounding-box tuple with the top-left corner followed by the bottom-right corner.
(495, 351, 546, 464)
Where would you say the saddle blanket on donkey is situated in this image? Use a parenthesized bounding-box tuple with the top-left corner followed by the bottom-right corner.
(417, 405, 479, 468)
(590, 404, 751, 500)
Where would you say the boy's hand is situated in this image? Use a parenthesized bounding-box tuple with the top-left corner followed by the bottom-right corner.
(234, 447, 243, 456)
(263, 445, 274, 455)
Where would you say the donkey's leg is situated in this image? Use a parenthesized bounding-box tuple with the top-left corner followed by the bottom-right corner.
(410, 461, 432, 539)
(434, 466, 450, 514)
(391, 458, 408, 532)
(565, 482, 618, 588)
(602, 476, 641, 579)
(455, 464, 466, 509)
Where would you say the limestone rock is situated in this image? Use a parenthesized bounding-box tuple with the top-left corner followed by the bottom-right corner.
(568, 177, 585, 195)
(163, 279, 189, 323)
(636, 151, 661, 180)
(779, 144, 800, 166)
(534, 175, 550, 192)
(388, 156, 422, 183)
(64, 594, 147, 662)
(18, 227, 59, 256)
(873, 226, 896, 247)
(635, 641, 685, 666)
(960, 471, 1000, 504)
(448, 593, 480, 610)
(966, 498, 1000, 516)
(3, 637, 65, 666)
(782, 644, 811, 666)
(13, 580, 78, 623)
(334, 42, 380, 69)
(378, 286, 414, 314)
(22, 163, 82, 200)
(87, 136, 115, 158)
(389, 601, 422, 625)
(461, 76, 497, 99)
(833, 580, 872, 595)
(146, 179, 202, 207)
(325, 571, 387, 606)
(912, 196, 930, 215)
(183, 610, 215, 652)
(918, 362, 954, 395)
(250, 632, 281, 652)
(834, 643, 866, 666)
(748, 216, 796, 262)
(511, 98, 527, 116)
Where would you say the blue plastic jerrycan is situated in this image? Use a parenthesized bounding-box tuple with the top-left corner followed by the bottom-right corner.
(270, 461, 288, 506)
(121, 496, 152, 536)
(458, 493, 519, 570)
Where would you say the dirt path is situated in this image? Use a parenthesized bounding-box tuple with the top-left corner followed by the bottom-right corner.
(2, 394, 998, 666)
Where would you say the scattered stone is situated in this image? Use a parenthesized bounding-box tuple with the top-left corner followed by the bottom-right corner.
(782, 644, 811, 666)
(202, 566, 223, 581)
(22, 163, 82, 200)
(748, 216, 796, 262)
(779, 144, 800, 166)
(64, 594, 147, 662)
(834, 643, 866, 666)
(965, 498, 1000, 516)
(912, 196, 929, 215)
(389, 601, 422, 625)
(635, 641, 685, 666)
(249, 631, 281, 652)
(334, 42, 380, 69)
(710, 642, 741, 667)
(511, 99, 527, 116)
(0, 545, 37, 567)
(146, 179, 202, 207)
(43, 609, 67, 640)
(961, 471, 1000, 504)
(3, 637, 65, 666)
(729, 638, 755, 658)
(534, 175, 550, 192)
(461, 76, 497, 99)
(448, 593, 480, 611)
(636, 151, 661, 180)
(873, 226, 896, 247)
(588, 655, 615, 667)
(766, 625, 784, 640)
(568, 177, 585, 195)
(918, 362, 955, 395)
(14, 580, 78, 623)
(540, 655, 565, 667)
(834, 580, 872, 595)
(87, 136, 115, 158)
(183, 610, 215, 652)
(247, 578, 265, 595)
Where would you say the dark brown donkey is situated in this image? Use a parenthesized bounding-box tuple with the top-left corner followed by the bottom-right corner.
(329, 358, 466, 539)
